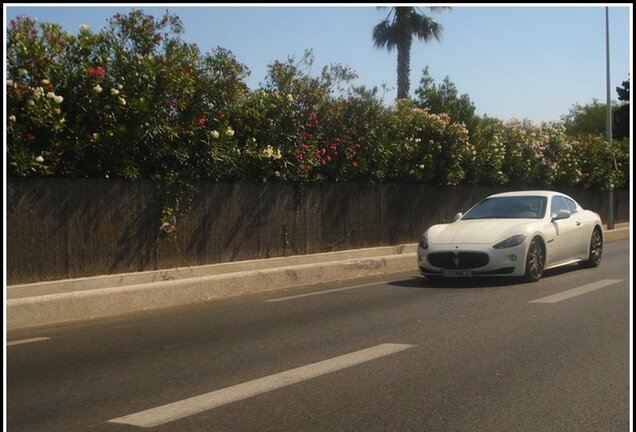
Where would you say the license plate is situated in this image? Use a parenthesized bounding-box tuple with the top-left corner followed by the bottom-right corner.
(441, 269, 473, 277)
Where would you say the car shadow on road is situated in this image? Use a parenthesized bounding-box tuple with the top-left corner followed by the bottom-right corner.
(388, 276, 518, 290)
(388, 264, 585, 289)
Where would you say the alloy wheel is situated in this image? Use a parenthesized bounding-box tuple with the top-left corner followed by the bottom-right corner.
(584, 228, 603, 268)
(525, 237, 545, 282)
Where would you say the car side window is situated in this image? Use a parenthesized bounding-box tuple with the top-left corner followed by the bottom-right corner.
(565, 198, 578, 214)
(550, 196, 569, 218)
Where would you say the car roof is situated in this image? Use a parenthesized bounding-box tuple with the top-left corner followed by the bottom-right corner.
(487, 190, 565, 199)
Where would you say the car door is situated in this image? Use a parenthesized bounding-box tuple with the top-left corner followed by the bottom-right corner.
(563, 196, 588, 258)
(549, 196, 582, 264)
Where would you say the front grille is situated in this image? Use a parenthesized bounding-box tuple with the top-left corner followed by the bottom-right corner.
(427, 252, 489, 269)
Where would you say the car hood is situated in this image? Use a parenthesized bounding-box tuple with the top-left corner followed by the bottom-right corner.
(426, 219, 539, 245)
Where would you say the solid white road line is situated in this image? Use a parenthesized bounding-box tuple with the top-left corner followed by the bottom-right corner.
(266, 281, 388, 302)
(109, 343, 415, 428)
(530, 279, 624, 304)
(7, 337, 51, 347)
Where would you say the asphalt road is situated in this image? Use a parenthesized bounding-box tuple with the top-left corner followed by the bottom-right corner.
(7, 240, 630, 432)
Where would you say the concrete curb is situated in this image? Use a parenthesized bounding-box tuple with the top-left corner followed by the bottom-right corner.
(7, 244, 418, 299)
(7, 253, 416, 331)
(7, 224, 629, 331)
(604, 225, 630, 243)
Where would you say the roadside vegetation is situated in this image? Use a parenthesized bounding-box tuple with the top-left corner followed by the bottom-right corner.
(7, 11, 630, 215)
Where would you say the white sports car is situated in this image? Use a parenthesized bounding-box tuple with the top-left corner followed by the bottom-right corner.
(417, 191, 604, 282)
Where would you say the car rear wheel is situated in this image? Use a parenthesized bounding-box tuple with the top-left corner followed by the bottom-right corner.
(524, 237, 545, 282)
(581, 227, 603, 268)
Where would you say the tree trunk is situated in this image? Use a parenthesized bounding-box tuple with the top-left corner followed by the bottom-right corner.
(396, 7, 412, 100)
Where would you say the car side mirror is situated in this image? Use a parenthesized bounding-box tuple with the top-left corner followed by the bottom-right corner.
(551, 209, 571, 222)
(454, 212, 463, 221)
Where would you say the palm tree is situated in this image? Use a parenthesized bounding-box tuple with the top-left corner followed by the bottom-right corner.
(372, 7, 447, 100)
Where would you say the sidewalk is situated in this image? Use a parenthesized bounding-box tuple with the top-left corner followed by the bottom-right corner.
(7, 223, 629, 331)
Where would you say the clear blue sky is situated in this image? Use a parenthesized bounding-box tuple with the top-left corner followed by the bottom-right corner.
(4, 4, 632, 123)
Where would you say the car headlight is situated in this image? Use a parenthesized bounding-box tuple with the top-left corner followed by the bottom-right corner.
(418, 234, 429, 250)
(493, 234, 527, 249)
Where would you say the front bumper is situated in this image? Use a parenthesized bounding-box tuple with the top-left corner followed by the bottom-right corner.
(417, 243, 527, 277)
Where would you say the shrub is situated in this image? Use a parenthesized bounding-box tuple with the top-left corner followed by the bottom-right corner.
(7, 11, 628, 197)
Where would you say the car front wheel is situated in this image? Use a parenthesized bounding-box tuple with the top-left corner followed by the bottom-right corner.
(581, 227, 603, 268)
(524, 237, 545, 282)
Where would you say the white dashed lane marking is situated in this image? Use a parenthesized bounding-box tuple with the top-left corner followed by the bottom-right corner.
(531, 279, 623, 303)
(266, 281, 388, 302)
(109, 343, 415, 428)
(7, 337, 51, 347)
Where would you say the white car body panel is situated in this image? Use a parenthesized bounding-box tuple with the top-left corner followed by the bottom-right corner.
(417, 191, 603, 279)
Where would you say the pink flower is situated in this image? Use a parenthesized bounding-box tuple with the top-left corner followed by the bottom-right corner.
(26, 132, 36, 141)
(87, 66, 105, 78)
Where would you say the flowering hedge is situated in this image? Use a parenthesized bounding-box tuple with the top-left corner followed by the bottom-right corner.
(7, 11, 629, 198)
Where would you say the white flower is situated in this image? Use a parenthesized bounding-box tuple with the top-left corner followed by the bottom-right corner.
(46, 91, 56, 99)
(118, 97, 126, 106)
(210, 130, 219, 139)
(110, 88, 119, 96)
(226, 127, 234, 137)
(262, 145, 282, 160)
(117, 83, 123, 90)
(18, 68, 27, 77)
(33, 87, 44, 98)
(7, 79, 14, 86)
(27, 99, 35, 106)
(93, 84, 102, 93)
(263, 145, 274, 158)
(9, 115, 16, 122)
(79, 24, 90, 31)
(93, 133, 99, 139)
(287, 94, 294, 102)
(54, 95, 63, 104)
(35, 155, 44, 163)
(41, 79, 50, 85)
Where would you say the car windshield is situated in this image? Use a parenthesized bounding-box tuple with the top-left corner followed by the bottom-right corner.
(462, 196, 547, 220)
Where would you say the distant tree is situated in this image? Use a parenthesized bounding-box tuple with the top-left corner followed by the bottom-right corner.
(613, 78, 629, 139)
(372, 7, 447, 100)
(562, 100, 609, 137)
(414, 67, 477, 130)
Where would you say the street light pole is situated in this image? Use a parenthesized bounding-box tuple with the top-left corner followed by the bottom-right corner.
(605, 6, 616, 230)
